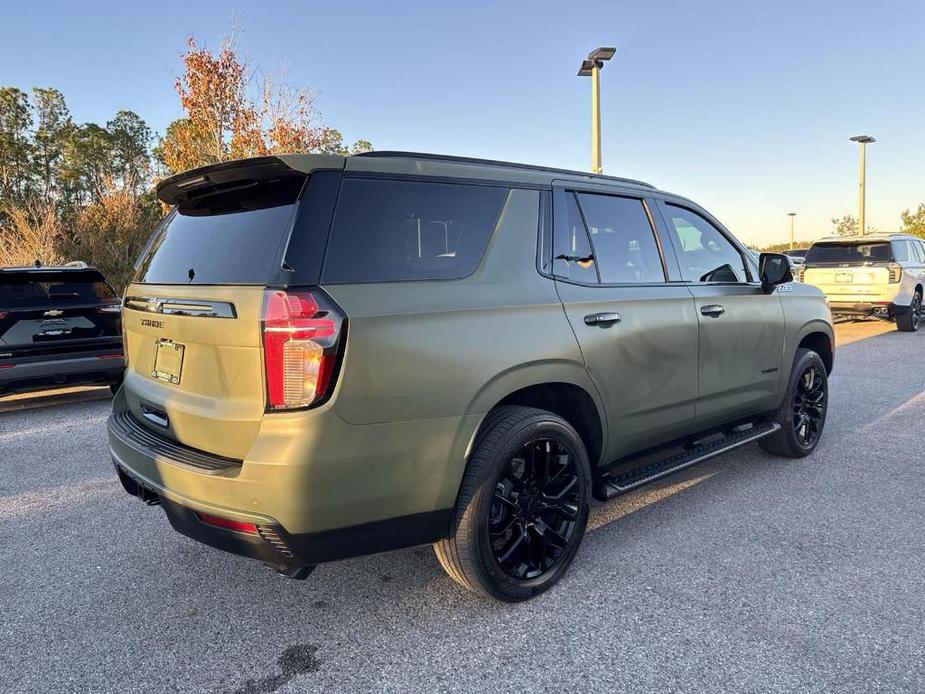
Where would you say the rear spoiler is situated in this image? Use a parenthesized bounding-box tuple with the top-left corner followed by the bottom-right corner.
(156, 154, 345, 206)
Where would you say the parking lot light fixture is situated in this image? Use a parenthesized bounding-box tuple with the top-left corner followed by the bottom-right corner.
(788, 212, 797, 250)
(577, 46, 617, 174)
(849, 135, 876, 235)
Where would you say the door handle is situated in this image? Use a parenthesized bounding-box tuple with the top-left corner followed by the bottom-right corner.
(700, 304, 726, 318)
(584, 312, 622, 326)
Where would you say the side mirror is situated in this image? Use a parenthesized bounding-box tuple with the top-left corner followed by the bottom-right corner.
(759, 253, 793, 293)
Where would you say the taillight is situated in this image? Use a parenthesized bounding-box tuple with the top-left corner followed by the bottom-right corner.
(888, 264, 902, 283)
(95, 304, 122, 314)
(262, 289, 344, 410)
(0, 310, 7, 320)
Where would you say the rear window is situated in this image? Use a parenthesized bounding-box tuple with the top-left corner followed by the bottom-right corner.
(0, 271, 115, 308)
(135, 178, 303, 285)
(805, 242, 893, 264)
(321, 179, 508, 283)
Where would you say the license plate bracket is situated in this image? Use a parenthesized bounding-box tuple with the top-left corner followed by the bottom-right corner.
(152, 339, 184, 385)
(37, 318, 71, 336)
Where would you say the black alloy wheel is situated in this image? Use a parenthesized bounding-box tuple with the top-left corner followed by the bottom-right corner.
(792, 365, 826, 447)
(434, 406, 591, 601)
(489, 439, 581, 581)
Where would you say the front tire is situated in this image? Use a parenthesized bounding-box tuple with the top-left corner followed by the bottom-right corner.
(434, 406, 591, 601)
(759, 348, 828, 458)
(896, 291, 922, 332)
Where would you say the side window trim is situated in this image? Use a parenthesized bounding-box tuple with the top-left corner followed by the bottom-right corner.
(645, 196, 685, 282)
(655, 198, 756, 285)
(536, 189, 553, 277)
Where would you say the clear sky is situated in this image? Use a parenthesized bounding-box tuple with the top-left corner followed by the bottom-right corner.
(1, 0, 922, 247)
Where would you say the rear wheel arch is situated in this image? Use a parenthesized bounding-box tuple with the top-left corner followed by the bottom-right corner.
(488, 382, 604, 468)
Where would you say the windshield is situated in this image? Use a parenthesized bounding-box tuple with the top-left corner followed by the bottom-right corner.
(805, 242, 893, 264)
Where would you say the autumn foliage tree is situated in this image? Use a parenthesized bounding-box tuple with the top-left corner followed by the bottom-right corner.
(159, 36, 371, 174)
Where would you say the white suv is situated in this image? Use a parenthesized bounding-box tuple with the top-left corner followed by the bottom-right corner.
(800, 234, 925, 331)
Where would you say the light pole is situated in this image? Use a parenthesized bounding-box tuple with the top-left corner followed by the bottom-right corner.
(578, 47, 616, 174)
(849, 135, 875, 235)
(788, 212, 797, 250)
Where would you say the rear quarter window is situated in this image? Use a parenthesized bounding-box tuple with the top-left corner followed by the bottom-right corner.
(321, 178, 509, 283)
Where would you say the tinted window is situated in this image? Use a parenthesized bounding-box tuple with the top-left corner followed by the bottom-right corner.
(804, 242, 893, 264)
(576, 194, 664, 283)
(892, 240, 912, 262)
(135, 180, 302, 285)
(663, 205, 748, 282)
(553, 192, 598, 283)
(0, 271, 114, 308)
(322, 179, 508, 283)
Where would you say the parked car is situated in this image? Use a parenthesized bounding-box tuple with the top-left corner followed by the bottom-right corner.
(109, 152, 833, 601)
(783, 249, 808, 266)
(799, 234, 925, 331)
(0, 264, 124, 396)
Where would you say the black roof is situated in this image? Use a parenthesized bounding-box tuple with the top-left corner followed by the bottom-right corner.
(355, 151, 656, 189)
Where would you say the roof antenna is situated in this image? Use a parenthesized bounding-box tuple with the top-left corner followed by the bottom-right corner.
(188, 268, 195, 283)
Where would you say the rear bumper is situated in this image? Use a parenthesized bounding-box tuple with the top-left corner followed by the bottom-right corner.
(829, 301, 905, 318)
(0, 353, 124, 394)
(106, 400, 469, 568)
(112, 457, 451, 569)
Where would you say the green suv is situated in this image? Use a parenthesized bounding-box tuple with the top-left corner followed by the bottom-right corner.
(109, 152, 833, 601)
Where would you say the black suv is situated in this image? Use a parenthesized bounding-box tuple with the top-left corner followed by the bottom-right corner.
(0, 265, 124, 396)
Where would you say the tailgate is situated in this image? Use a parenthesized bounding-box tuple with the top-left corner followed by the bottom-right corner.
(803, 265, 890, 293)
(121, 285, 267, 460)
(119, 156, 325, 460)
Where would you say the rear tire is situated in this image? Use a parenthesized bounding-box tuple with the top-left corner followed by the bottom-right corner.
(434, 406, 591, 601)
(759, 348, 828, 458)
(896, 291, 921, 332)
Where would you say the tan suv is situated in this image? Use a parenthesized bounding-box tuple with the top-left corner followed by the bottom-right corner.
(109, 152, 833, 601)
(800, 234, 925, 331)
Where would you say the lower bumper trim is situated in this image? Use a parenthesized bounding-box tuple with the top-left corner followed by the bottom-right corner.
(113, 461, 453, 569)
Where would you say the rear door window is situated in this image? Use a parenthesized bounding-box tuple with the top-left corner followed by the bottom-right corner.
(575, 193, 664, 284)
(321, 178, 508, 283)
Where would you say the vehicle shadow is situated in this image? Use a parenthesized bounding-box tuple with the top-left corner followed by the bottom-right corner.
(0, 386, 111, 414)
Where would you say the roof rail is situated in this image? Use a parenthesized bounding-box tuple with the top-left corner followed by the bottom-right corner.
(355, 151, 656, 189)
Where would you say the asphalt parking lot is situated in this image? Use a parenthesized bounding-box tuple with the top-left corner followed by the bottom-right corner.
(1, 320, 922, 694)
